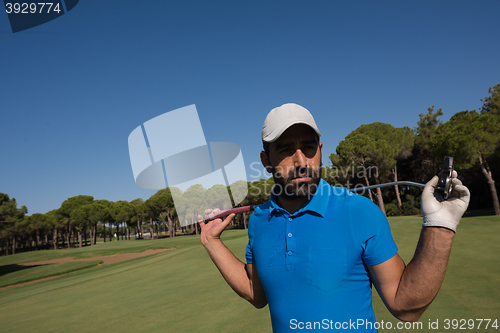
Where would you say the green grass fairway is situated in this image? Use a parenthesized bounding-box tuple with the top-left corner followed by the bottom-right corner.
(0, 236, 191, 266)
(0, 215, 499, 332)
(0, 261, 102, 288)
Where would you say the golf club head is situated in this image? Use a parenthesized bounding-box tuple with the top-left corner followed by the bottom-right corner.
(436, 156, 453, 199)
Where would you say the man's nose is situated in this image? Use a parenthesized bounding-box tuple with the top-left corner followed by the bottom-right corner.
(293, 149, 308, 168)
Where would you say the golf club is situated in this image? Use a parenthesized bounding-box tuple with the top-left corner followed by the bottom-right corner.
(201, 156, 454, 222)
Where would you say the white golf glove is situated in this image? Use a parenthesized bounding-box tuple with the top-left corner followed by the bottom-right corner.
(421, 171, 470, 232)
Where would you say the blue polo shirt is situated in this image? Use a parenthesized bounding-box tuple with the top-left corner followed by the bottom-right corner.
(246, 179, 398, 332)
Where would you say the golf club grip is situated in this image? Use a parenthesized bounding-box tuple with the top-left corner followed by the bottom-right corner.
(204, 205, 255, 222)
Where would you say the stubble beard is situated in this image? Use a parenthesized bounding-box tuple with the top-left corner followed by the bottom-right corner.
(271, 162, 322, 200)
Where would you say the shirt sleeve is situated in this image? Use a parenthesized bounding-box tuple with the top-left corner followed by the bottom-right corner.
(350, 194, 398, 266)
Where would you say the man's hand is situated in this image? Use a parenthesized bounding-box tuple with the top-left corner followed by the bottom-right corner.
(198, 209, 235, 246)
(421, 171, 470, 232)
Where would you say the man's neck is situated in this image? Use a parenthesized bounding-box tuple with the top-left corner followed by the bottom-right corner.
(276, 196, 309, 215)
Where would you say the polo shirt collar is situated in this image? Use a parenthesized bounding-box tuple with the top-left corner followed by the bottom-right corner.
(269, 178, 330, 218)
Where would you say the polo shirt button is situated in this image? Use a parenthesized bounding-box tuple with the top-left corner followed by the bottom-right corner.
(287, 251, 293, 256)
(288, 218, 292, 222)
(288, 233, 292, 238)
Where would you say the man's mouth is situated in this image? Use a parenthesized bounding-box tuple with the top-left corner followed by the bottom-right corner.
(291, 176, 311, 182)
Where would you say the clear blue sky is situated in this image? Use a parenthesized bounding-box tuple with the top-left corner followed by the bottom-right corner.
(1, 0, 499, 215)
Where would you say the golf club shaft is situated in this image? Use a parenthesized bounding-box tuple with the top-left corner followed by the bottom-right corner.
(202, 181, 426, 221)
(348, 181, 426, 192)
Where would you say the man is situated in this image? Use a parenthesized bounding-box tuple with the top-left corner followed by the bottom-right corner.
(199, 103, 470, 332)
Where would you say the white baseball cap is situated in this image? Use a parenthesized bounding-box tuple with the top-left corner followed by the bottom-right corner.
(262, 103, 321, 143)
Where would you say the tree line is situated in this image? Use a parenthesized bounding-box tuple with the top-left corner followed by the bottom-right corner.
(326, 84, 500, 216)
(1, 84, 498, 256)
(0, 177, 276, 256)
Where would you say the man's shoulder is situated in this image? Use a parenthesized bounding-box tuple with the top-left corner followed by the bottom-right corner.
(319, 181, 384, 216)
(317, 181, 361, 204)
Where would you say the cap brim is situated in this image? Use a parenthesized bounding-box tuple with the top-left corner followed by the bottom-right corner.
(263, 121, 321, 142)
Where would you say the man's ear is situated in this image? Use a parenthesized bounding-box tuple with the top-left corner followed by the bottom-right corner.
(260, 151, 273, 174)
